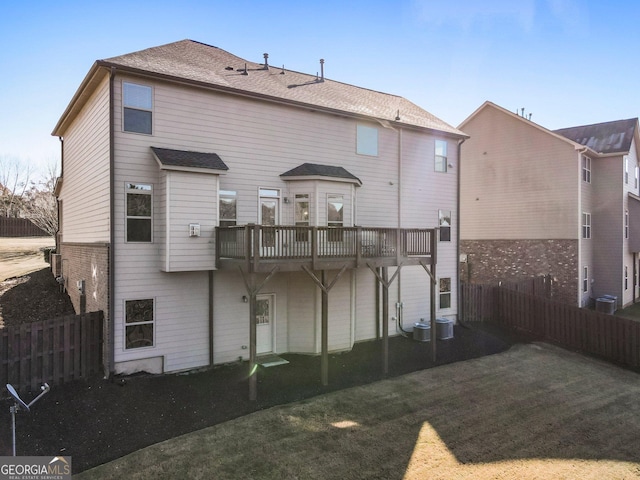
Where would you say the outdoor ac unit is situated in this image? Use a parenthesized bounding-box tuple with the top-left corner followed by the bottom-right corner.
(436, 318, 454, 340)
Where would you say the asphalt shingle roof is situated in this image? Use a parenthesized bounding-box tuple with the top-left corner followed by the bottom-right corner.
(554, 118, 638, 155)
(280, 163, 362, 185)
(151, 146, 228, 171)
(101, 40, 465, 137)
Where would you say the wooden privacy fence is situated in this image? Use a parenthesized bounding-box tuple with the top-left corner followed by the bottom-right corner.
(461, 282, 640, 368)
(0, 217, 48, 237)
(0, 311, 103, 394)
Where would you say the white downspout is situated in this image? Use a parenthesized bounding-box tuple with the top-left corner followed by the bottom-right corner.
(577, 146, 588, 307)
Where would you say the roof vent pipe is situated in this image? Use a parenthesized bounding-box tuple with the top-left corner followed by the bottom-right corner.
(263, 53, 269, 69)
(320, 58, 325, 82)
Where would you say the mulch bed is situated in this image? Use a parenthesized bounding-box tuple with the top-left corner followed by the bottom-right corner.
(0, 268, 531, 474)
(0, 267, 75, 325)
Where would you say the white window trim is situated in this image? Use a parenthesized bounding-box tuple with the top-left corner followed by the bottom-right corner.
(356, 124, 378, 157)
(124, 298, 155, 350)
(219, 190, 237, 227)
(295, 193, 310, 226)
(582, 155, 591, 183)
(625, 266, 629, 290)
(125, 182, 153, 243)
(435, 140, 448, 173)
(439, 277, 452, 310)
(582, 212, 591, 239)
(625, 156, 629, 184)
(438, 209, 451, 242)
(122, 82, 153, 135)
(625, 210, 629, 239)
(583, 266, 588, 293)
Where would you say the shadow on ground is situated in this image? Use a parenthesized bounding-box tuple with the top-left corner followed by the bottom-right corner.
(0, 322, 525, 474)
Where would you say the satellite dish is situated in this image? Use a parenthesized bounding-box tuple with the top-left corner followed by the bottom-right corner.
(6, 384, 30, 412)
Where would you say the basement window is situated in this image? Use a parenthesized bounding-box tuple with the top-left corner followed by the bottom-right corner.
(123, 82, 153, 135)
(439, 277, 451, 309)
(125, 299, 154, 349)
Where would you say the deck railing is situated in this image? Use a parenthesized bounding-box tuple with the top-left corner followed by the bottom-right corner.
(216, 225, 435, 270)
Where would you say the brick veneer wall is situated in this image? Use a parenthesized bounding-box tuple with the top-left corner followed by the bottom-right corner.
(460, 239, 579, 305)
(59, 242, 110, 372)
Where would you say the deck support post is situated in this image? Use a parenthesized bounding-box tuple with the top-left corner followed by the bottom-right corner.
(367, 264, 402, 376)
(321, 271, 329, 386)
(301, 265, 348, 386)
(382, 267, 389, 375)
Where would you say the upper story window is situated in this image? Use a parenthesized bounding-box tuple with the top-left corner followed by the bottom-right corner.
(327, 194, 344, 241)
(435, 140, 448, 172)
(582, 155, 591, 183)
(219, 190, 237, 227)
(126, 183, 152, 242)
(123, 82, 153, 135)
(625, 266, 629, 290)
(582, 212, 591, 239)
(356, 125, 378, 156)
(625, 210, 629, 239)
(439, 210, 451, 242)
(295, 194, 310, 242)
(625, 156, 629, 184)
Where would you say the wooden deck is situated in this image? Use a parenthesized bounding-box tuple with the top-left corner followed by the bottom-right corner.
(216, 225, 437, 272)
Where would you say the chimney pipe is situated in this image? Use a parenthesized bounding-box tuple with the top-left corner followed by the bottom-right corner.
(263, 53, 269, 70)
(320, 59, 325, 82)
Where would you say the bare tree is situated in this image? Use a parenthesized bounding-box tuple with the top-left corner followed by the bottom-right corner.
(0, 155, 33, 217)
(23, 159, 59, 237)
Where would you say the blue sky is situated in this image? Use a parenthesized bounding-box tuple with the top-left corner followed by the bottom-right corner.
(2, 0, 640, 176)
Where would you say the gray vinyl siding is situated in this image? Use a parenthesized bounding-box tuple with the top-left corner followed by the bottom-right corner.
(108, 73, 458, 372)
(161, 170, 217, 272)
(355, 270, 377, 341)
(57, 76, 111, 242)
(285, 272, 317, 354)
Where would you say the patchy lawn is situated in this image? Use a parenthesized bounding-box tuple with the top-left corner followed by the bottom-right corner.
(77, 343, 640, 480)
(1, 323, 522, 475)
(616, 302, 640, 322)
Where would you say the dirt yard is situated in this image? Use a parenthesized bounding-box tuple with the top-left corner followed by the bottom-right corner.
(0, 237, 55, 282)
(0, 237, 74, 325)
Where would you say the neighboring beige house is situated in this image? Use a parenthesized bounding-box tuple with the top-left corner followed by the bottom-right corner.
(52, 40, 467, 382)
(459, 101, 640, 308)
